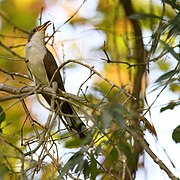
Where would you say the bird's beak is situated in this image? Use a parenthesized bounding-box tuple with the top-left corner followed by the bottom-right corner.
(39, 21, 51, 31)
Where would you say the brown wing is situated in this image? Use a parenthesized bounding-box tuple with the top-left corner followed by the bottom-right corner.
(43, 50, 65, 91)
(43, 49, 87, 138)
(43, 49, 73, 114)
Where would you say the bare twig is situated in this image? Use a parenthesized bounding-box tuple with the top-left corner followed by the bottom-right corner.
(0, 83, 85, 103)
(46, 0, 87, 42)
(49, 59, 135, 100)
(77, 70, 95, 96)
(0, 34, 27, 39)
(0, 67, 31, 80)
(102, 41, 148, 68)
(0, 41, 24, 59)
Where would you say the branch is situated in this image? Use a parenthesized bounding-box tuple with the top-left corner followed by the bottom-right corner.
(0, 83, 85, 104)
(125, 127, 179, 180)
(102, 41, 148, 68)
(0, 68, 31, 80)
(0, 41, 24, 59)
(49, 59, 135, 100)
(101, 42, 168, 68)
(46, 0, 87, 42)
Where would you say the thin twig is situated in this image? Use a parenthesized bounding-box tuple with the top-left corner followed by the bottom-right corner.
(0, 41, 24, 59)
(46, 0, 87, 42)
(49, 59, 135, 100)
(0, 67, 31, 80)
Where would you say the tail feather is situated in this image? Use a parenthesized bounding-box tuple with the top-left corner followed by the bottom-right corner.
(42, 94, 87, 138)
(61, 101, 87, 138)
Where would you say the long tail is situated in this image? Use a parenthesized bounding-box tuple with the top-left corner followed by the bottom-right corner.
(42, 94, 87, 138)
(61, 101, 87, 138)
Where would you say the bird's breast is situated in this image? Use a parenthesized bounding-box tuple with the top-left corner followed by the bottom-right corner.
(25, 42, 49, 85)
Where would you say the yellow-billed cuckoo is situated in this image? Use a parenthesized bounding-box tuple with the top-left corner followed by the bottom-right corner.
(25, 21, 87, 138)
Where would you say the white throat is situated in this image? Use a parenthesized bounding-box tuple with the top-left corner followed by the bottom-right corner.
(26, 31, 45, 50)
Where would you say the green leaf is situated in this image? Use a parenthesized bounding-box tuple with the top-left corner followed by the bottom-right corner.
(119, 142, 137, 169)
(155, 70, 178, 83)
(172, 125, 180, 143)
(100, 104, 128, 131)
(0, 165, 8, 176)
(65, 138, 84, 148)
(111, 104, 128, 127)
(170, 83, 180, 92)
(58, 151, 84, 178)
(128, 13, 161, 20)
(101, 107, 113, 131)
(169, 14, 180, 37)
(162, 0, 180, 10)
(90, 152, 98, 180)
(74, 158, 85, 174)
(83, 159, 90, 179)
(0, 106, 6, 125)
(160, 40, 180, 61)
(108, 147, 119, 162)
(160, 102, 178, 112)
(150, 24, 165, 55)
(157, 60, 170, 71)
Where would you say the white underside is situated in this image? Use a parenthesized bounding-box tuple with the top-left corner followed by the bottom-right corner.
(25, 31, 49, 86)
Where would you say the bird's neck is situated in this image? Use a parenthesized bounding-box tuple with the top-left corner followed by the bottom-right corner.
(28, 31, 46, 48)
(25, 31, 47, 62)
(25, 31, 49, 86)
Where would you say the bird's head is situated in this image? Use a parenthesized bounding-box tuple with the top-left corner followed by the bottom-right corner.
(28, 21, 51, 42)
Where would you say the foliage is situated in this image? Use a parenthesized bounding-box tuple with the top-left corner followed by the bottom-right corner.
(172, 125, 180, 143)
(0, 0, 179, 179)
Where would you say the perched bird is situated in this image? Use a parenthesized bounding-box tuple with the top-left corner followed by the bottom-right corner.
(25, 21, 87, 138)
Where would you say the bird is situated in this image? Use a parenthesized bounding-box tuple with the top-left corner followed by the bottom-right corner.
(25, 21, 87, 138)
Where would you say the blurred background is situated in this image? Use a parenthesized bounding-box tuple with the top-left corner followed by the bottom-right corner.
(0, 0, 179, 179)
